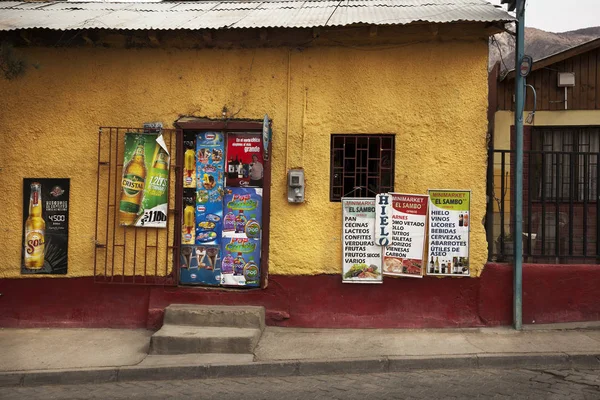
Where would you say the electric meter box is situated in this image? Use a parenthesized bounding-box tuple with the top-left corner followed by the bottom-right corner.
(558, 72, 575, 87)
(287, 169, 305, 203)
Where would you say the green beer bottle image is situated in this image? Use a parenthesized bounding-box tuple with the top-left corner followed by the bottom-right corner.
(144, 143, 170, 210)
(119, 136, 147, 225)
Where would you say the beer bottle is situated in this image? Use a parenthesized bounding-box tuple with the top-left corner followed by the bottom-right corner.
(119, 136, 147, 225)
(24, 182, 45, 269)
(144, 143, 170, 210)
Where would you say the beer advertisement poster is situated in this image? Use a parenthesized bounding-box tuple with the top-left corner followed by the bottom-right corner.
(195, 132, 225, 246)
(21, 178, 70, 275)
(383, 193, 428, 278)
(426, 190, 471, 276)
(341, 198, 383, 284)
(119, 133, 170, 228)
(225, 133, 264, 188)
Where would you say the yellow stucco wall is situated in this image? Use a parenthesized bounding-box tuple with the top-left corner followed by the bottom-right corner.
(0, 39, 490, 278)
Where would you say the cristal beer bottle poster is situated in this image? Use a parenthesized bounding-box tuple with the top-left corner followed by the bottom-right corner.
(21, 178, 70, 275)
(225, 133, 264, 188)
(341, 198, 383, 284)
(195, 132, 225, 246)
(383, 193, 429, 278)
(119, 133, 170, 228)
(221, 187, 262, 287)
(426, 190, 471, 276)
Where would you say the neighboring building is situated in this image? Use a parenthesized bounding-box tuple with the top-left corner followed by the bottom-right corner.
(488, 38, 600, 323)
(2, 0, 562, 330)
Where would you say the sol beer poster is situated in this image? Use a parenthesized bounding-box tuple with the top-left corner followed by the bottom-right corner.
(21, 178, 70, 275)
(119, 132, 170, 228)
(427, 189, 471, 276)
(383, 193, 429, 278)
(341, 198, 383, 284)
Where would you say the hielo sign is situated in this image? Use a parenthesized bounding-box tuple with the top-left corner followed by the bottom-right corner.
(375, 193, 391, 246)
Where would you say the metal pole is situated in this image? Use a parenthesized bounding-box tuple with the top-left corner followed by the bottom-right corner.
(513, 0, 526, 331)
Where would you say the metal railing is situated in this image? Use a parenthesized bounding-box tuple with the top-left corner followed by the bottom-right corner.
(488, 149, 600, 263)
(94, 127, 181, 285)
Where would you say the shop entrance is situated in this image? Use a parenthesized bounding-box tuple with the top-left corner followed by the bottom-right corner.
(175, 118, 271, 289)
(93, 119, 271, 288)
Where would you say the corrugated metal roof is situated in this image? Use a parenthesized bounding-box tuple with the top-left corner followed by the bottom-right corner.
(0, 1, 514, 31)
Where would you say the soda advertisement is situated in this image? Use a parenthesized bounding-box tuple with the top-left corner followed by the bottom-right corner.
(195, 132, 225, 246)
(223, 187, 262, 239)
(427, 190, 471, 276)
(21, 178, 69, 275)
(119, 133, 170, 228)
(225, 133, 264, 188)
(220, 237, 261, 287)
(341, 198, 383, 284)
(179, 245, 221, 286)
(383, 193, 428, 278)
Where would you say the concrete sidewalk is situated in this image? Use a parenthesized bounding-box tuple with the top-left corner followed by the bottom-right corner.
(1, 325, 600, 386)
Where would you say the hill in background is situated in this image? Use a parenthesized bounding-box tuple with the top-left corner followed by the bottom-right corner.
(489, 25, 600, 73)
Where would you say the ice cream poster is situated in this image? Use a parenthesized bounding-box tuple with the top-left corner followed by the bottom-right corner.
(195, 132, 225, 245)
(183, 133, 196, 189)
(427, 190, 471, 276)
(222, 187, 262, 240)
(383, 193, 428, 278)
(179, 245, 221, 286)
(225, 133, 264, 188)
(220, 237, 261, 287)
(341, 198, 383, 284)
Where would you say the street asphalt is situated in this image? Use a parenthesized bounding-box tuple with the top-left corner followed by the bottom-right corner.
(0, 367, 599, 399)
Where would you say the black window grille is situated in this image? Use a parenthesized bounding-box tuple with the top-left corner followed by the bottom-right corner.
(531, 127, 599, 201)
(330, 134, 394, 202)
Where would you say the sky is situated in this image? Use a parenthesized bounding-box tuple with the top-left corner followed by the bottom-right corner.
(488, 0, 600, 33)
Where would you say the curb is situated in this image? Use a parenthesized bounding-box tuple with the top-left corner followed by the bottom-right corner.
(1, 353, 599, 387)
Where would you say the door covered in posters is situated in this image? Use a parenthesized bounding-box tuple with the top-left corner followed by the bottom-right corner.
(179, 131, 265, 288)
(22, 178, 70, 275)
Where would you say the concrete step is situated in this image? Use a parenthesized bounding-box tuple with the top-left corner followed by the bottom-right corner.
(149, 325, 262, 355)
(163, 304, 265, 330)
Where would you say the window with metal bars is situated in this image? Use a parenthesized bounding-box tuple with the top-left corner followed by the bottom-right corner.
(330, 134, 394, 202)
(531, 127, 599, 202)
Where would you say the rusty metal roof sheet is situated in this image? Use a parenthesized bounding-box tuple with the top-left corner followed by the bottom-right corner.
(0, 1, 514, 31)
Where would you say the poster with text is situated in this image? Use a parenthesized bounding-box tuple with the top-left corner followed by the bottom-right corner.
(220, 237, 261, 287)
(342, 198, 383, 284)
(195, 132, 225, 246)
(222, 187, 262, 239)
(225, 133, 264, 188)
(383, 193, 428, 278)
(119, 133, 170, 228)
(22, 178, 70, 275)
(427, 190, 471, 276)
(183, 132, 196, 189)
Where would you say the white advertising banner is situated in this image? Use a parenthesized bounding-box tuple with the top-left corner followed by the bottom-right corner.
(341, 198, 383, 284)
(383, 193, 429, 278)
(426, 189, 471, 276)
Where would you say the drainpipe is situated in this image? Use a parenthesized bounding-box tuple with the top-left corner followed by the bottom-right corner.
(513, 0, 526, 331)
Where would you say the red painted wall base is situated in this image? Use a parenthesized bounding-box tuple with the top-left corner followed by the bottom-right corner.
(1, 263, 599, 329)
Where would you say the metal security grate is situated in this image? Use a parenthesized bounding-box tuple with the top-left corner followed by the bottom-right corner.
(330, 134, 394, 201)
(94, 127, 182, 285)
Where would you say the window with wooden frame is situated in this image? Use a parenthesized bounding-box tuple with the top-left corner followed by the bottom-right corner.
(330, 134, 394, 202)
